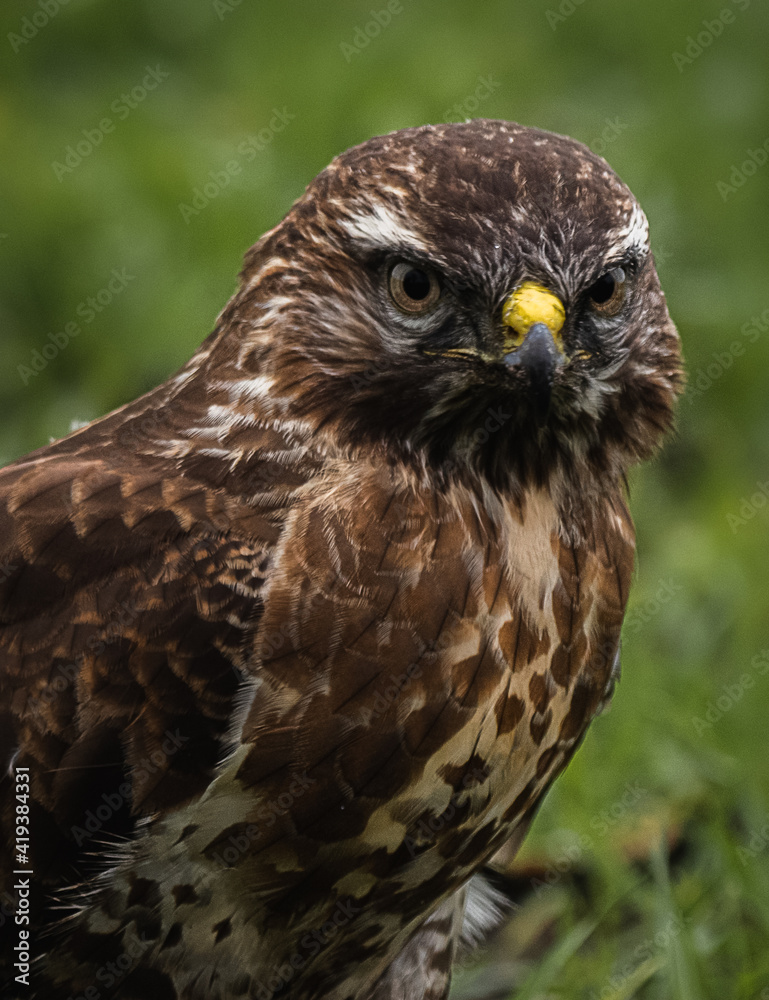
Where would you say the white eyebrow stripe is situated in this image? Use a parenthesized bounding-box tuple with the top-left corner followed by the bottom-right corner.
(614, 201, 650, 255)
(340, 202, 428, 252)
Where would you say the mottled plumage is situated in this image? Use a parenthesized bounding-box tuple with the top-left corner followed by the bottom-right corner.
(0, 120, 682, 999)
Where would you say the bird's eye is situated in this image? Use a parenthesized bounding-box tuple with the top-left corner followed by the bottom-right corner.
(587, 266, 627, 316)
(389, 262, 441, 314)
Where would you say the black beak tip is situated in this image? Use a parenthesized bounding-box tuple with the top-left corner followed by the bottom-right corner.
(503, 323, 559, 372)
(503, 322, 560, 426)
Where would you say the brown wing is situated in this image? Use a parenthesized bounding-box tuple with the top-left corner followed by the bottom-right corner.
(0, 423, 288, 938)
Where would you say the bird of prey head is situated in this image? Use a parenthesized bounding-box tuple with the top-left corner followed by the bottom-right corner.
(202, 120, 682, 494)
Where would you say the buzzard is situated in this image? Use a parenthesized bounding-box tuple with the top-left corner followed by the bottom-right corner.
(0, 120, 682, 1000)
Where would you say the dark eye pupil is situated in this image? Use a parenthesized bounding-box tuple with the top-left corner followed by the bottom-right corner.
(402, 268, 431, 300)
(589, 273, 616, 304)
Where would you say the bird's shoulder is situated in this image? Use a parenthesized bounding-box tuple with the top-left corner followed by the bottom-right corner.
(0, 421, 300, 893)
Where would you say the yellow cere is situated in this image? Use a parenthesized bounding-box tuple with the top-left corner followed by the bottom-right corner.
(502, 282, 566, 353)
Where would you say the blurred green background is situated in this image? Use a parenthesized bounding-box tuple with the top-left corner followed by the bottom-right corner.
(1, 1, 768, 996)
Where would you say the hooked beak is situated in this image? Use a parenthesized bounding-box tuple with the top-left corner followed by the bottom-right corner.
(501, 282, 567, 425)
